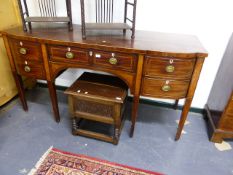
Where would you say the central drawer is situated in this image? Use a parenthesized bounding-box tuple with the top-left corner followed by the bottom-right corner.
(93, 50, 137, 72)
(143, 56, 195, 79)
(49, 45, 90, 64)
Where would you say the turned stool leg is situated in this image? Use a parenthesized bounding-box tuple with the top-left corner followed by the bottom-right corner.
(113, 127, 120, 145)
(72, 118, 78, 135)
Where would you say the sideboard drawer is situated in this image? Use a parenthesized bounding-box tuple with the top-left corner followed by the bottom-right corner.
(93, 51, 137, 72)
(16, 61, 46, 79)
(144, 56, 195, 79)
(141, 77, 190, 99)
(49, 46, 89, 64)
(11, 39, 42, 62)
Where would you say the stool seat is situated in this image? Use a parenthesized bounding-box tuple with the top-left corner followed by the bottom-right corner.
(65, 80, 126, 104)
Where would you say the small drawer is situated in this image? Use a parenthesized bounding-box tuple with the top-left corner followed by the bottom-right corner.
(16, 61, 46, 79)
(49, 46, 89, 64)
(143, 56, 195, 79)
(11, 39, 42, 62)
(141, 77, 190, 99)
(93, 51, 137, 72)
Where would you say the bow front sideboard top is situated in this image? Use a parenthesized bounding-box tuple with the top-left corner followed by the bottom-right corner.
(1, 25, 208, 140)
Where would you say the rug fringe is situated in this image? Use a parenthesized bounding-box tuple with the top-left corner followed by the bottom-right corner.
(27, 146, 53, 175)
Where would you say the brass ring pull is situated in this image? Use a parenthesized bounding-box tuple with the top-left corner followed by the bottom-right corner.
(109, 57, 118, 65)
(24, 65, 31, 72)
(19, 48, 27, 55)
(165, 65, 175, 73)
(162, 84, 171, 92)
(66, 51, 74, 59)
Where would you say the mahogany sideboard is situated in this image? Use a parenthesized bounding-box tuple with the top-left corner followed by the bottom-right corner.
(1, 25, 208, 140)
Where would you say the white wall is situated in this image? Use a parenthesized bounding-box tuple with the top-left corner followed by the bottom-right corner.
(32, 0, 233, 108)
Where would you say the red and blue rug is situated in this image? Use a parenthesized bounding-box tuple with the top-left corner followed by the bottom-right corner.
(29, 147, 162, 175)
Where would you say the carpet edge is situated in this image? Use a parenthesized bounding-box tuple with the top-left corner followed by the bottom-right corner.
(27, 146, 53, 175)
(52, 148, 163, 175)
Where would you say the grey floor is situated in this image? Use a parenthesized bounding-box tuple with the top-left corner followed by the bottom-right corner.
(0, 87, 233, 175)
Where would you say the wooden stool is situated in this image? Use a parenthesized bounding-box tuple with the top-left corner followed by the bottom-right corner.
(65, 72, 128, 144)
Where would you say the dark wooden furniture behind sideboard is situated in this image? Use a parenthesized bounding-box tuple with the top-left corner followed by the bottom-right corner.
(80, 0, 137, 39)
(205, 34, 233, 143)
(17, 0, 73, 31)
(1, 25, 208, 140)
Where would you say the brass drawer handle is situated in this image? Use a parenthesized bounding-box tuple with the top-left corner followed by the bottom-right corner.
(165, 65, 175, 73)
(66, 51, 74, 59)
(162, 85, 171, 92)
(24, 65, 31, 72)
(19, 48, 27, 55)
(109, 57, 118, 65)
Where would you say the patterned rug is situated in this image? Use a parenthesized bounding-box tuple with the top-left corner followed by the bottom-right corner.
(28, 147, 162, 175)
